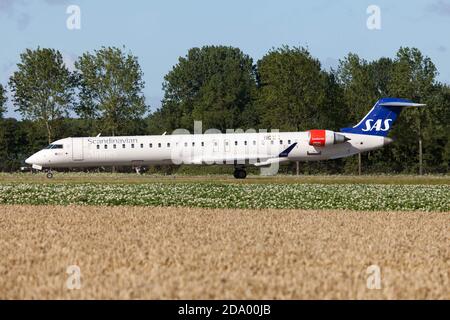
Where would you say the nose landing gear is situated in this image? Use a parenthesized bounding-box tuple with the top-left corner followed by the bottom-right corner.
(29, 164, 53, 179)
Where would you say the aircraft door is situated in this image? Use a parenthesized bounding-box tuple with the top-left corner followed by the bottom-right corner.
(72, 138, 84, 161)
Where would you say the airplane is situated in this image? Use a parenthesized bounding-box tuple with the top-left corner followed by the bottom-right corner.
(25, 98, 425, 179)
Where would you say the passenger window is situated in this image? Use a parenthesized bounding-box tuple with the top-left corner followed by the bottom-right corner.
(235, 141, 238, 146)
(104, 145, 108, 149)
(167, 143, 170, 147)
(280, 140, 283, 145)
(113, 144, 116, 149)
(96, 145, 100, 150)
(140, 143, 143, 148)
(288, 140, 291, 144)
(150, 143, 153, 148)
(192, 142, 195, 147)
(131, 144, 134, 148)
(201, 142, 204, 147)
(158, 143, 161, 148)
(184, 142, 188, 147)
(122, 144, 125, 149)
(244, 141, 247, 146)
(253, 141, 256, 145)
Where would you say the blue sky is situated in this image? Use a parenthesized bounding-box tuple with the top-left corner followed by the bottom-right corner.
(1, 0, 450, 118)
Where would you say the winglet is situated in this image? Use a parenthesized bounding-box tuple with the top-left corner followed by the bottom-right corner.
(279, 143, 297, 158)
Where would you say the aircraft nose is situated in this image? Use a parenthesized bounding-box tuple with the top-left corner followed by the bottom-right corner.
(25, 154, 38, 165)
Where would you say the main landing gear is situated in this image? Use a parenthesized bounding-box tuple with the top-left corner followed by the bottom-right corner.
(134, 166, 147, 175)
(233, 166, 247, 179)
(46, 171, 53, 179)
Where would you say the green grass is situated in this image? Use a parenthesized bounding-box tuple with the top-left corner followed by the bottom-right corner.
(0, 172, 449, 185)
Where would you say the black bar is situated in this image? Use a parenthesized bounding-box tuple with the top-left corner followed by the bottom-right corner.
(0, 300, 447, 319)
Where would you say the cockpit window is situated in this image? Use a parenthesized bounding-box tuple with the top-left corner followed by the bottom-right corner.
(45, 144, 63, 149)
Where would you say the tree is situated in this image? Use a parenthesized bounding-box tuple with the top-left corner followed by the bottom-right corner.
(336, 53, 379, 126)
(440, 85, 450, 172)
(369, 57, 395, 97)
(322, 71, 348, 130)
(0, 84, 8, 170)
(255, 46, 328, 131)
(75, 46, 147, 136)
(336, 55, 398, 173)
(0, 84, 6, 118)
(9, 48, 75, 144)
(411, 82, 450, 173)
(0, 118, 32, 171)
(158, 45, 257, 132)
(145, 110, 166, 135)
(388, 47, 438, 174)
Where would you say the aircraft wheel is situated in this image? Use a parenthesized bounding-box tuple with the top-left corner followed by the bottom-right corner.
(233, 169, 247, 179)
(46, 172, 53, 179)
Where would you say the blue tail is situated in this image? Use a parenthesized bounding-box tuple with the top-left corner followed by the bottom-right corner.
(340, 98, 426, 137)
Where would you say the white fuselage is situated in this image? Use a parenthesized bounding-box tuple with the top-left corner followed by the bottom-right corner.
(25, 131, 391, 169)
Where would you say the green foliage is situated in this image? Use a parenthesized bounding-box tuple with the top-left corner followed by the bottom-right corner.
(155, 45, 257, 132)
(389, 47, 437, 100)
(8, 48, 76, 144)
(336, 53, 379, 124)
(256, 46, 328, 131)
(335, 48, 449, 174)
(145, 110, 166, 135)
(0, 119, 42, 171)
(0, 84, 7, 118)
(386, 47, 439, 173)
(75, 46, 148, 136)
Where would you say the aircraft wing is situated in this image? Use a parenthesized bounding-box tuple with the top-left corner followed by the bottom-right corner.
(254, 143, 298, 166)
(191, 143, 297, 166)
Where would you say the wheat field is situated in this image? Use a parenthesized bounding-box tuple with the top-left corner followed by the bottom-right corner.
(0, 205, 448, 299)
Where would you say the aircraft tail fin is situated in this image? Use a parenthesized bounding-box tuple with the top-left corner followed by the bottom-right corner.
(340, 98, 426, 137)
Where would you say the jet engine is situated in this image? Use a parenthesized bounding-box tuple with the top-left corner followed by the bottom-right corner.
(308, 130, 350, 147)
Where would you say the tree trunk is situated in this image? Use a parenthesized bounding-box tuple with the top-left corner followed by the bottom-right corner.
(418, 112, 423, 176)
(358, 153, 362, 176)
(419, 138, 423, 176)
(45, 121, 52, 144)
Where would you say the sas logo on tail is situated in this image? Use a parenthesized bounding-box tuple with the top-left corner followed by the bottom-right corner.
(362, 119, 392, 132)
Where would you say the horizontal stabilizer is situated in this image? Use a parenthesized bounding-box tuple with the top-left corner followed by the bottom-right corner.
(379, 102, 426, 107)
